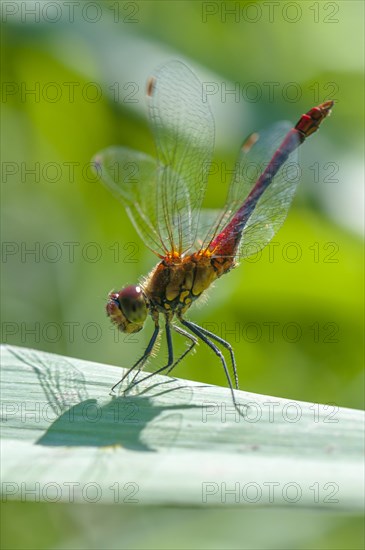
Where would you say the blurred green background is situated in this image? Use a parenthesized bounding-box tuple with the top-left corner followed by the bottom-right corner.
(1, 0, 364, 548)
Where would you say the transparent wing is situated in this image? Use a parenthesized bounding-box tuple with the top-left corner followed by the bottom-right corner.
(93, 146, 167, 256)
(147, 60, 215, 255)
(94, 61, 215, 257)
(238, 131, 301, 259)
(193, 208, 223, 250)
(199, 122, 301, 259)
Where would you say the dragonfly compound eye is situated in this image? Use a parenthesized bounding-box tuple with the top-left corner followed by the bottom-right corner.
(106, 285, 147, 333)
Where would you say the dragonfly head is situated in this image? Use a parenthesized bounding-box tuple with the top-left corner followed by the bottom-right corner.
(107, 285, 148, 333)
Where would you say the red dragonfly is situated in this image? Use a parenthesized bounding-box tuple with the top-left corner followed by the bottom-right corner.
(93, 60, 333, 409)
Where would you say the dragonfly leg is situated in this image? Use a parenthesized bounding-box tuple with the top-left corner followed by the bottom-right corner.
(126, 323, 198, 391)
(179, 317, 244, 416)
(166, 324, 198, 375)
(110, 323, 159, 395)
(181, 319, 239, 390)
(125, 321, 175, 391)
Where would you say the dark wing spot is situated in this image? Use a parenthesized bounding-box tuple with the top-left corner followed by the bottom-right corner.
(146, 76, 156, 97)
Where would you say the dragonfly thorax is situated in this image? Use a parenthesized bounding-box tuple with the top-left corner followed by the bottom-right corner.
(143, 253, 232, 316)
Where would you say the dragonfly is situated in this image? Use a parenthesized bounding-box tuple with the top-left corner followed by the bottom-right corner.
(93, 60, 333, 410)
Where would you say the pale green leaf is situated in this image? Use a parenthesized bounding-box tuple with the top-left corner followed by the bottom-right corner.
(1, 345, 363, 510)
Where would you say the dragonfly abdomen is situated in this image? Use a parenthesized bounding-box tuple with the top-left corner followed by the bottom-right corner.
(209, 131, 298, 258)
(209, 101, 334, 259)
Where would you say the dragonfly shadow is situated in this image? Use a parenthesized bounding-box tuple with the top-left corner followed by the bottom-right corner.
(37, 390, 200, 452)
(9, 347, 203, 452)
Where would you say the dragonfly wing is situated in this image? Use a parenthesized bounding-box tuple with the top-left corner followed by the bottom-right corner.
(193, 208, 223, 250)
(93, 146, 168, 256)
(147, 60, 215, 255)
(200, 122, 301, 258)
